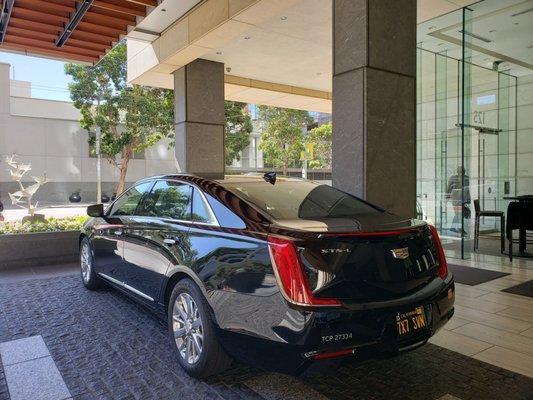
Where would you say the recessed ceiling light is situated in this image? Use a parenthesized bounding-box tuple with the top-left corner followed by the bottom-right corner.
(244, 36, 251, 40)
(161, 8, 166, 12)
(280, 16, 288, 21)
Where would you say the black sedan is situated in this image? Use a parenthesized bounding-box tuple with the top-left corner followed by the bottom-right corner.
(80, 174, 454, 378)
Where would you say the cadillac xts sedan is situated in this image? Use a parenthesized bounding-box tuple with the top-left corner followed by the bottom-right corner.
(79, 174, 455, 378)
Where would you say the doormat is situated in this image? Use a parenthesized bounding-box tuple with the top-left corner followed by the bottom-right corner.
(448, 264, 509, 286)
(502, 280, 533, 298)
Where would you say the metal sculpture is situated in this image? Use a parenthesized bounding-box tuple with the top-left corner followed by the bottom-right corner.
(5, 154, 48, 217)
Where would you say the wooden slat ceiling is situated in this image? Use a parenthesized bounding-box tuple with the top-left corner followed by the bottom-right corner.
(0, 0, 155, 64)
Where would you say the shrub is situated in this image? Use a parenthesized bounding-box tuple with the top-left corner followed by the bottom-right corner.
(0, 216, 88, 235)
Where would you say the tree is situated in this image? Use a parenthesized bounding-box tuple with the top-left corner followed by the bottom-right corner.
(307, 122, 332, 169)
(65, 43, 173, 195)
(257, 106, 311, 175)
(225, 101, 252, 166)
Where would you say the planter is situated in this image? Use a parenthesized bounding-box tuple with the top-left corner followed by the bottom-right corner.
(0, 231, 80, 270)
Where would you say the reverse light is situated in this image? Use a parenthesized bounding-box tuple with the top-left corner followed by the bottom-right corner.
(428, 225, 448, 279)
(267, 236, 342, 307)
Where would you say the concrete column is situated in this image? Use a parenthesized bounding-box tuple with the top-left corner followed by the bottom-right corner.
(332, 0, 416, 217)
(173, 59, 225, 179)
(0, 63, 10, 115)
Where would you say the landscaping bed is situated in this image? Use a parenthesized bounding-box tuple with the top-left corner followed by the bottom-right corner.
(0, 216, 87, 269)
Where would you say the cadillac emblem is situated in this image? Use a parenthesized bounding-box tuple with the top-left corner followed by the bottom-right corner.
(391, 247, 409, 260)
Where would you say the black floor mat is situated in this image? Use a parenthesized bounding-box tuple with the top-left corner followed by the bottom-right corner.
(502, 279, 533, 298)
(448, 264, 510, 285)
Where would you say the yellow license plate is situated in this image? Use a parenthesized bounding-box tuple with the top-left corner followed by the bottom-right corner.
(396, 306, 427, 337)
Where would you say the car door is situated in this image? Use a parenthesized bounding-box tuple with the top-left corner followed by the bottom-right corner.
(121, 180, 192, 304)
(91, 181, 154, 284)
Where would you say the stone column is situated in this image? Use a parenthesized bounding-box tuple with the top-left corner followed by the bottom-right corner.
(332, 0, 416, 217)
(0, 62, 10, 115)
(173, 59, 225, 179)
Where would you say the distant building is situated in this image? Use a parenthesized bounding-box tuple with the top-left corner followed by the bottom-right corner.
(0, 63, 175, 207)
(230, 105, 331, 172)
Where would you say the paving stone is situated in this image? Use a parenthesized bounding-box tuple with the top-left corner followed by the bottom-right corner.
(4, 356, 71, 400)
(0, 335, 49, 366)
(0, 274, 532, 400)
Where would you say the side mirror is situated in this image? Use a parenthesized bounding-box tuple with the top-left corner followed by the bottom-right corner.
(87, 203, 105, 218)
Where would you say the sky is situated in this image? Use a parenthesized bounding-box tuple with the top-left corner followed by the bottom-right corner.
(0, 51, 73, 102)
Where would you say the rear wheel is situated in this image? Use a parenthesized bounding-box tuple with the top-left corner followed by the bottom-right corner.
(168, 278, 232, 378)
(80, 237, 101, 290)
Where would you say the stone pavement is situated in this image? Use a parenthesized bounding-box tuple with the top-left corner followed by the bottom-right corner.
(0, 272, 532, 400)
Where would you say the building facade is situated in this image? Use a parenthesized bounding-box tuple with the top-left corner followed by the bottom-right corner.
(0, 63, 176, 207)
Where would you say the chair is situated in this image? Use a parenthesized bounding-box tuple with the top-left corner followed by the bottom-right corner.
(474, 199, 505, 254)
(506, 201, 533, 261)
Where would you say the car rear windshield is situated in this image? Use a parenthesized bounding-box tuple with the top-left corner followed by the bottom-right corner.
(221, 180, 383, 220)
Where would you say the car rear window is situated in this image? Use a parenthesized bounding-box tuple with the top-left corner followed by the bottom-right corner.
(220, 180, 383, 220)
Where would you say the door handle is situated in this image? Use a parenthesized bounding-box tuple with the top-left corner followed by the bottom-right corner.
(163, 238, 176, 245)
(114, 229, 123, 236)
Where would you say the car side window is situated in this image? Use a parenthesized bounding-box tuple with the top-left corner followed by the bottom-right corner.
(141, 180, 192, 220)
(191, 188, 217, 224)
(109, 182, 153, 216)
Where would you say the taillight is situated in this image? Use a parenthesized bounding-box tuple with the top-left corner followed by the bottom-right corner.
(267, 236, 342, 307)
(429, 225, 448, 279)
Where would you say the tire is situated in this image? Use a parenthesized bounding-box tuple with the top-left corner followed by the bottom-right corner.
(168, 278, 232, 378)
(80, 237, 101, 290)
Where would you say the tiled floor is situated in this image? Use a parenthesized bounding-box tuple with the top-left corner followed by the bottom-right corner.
(429, 251, 533, 378)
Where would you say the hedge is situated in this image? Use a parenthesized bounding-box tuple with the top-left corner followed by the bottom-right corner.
(0, 216, 88, 235)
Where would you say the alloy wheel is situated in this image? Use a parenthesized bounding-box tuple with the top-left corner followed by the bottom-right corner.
(172, 293, 204, 364)
(80, 241, 91, 283)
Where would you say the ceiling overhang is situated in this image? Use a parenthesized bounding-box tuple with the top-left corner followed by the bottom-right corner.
(126, 0, 488, 111)
(0, 0, 155, 64)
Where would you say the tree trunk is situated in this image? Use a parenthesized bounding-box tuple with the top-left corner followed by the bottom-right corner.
(116, 148, 132, 195)
(283, 160, 288, 176)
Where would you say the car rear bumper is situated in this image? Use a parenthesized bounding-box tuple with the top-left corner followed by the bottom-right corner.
(216, 275, 455, 373)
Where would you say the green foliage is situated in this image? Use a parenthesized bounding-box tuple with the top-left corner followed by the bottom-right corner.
(257, 106, 311, 174)
(65, 42, 173, 194)
(308, 122, 332, 169)
(225, 101, 252, 165)
(0, 216, 89, 235)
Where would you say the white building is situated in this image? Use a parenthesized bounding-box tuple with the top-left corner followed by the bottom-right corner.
(0, 62, 176, 206)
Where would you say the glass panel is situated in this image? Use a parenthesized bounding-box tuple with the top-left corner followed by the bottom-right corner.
(464, 0, 522, 259)
(191, 189, 217, 224)
(142, 181, 192, 220)
(417, 1, 525, 260)
(221, 181, 382, 220)
(460, 5, 474, 259)
(110, 182, 153, 216)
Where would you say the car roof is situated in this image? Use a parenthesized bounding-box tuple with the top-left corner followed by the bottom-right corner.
(137, 173, 306, 185)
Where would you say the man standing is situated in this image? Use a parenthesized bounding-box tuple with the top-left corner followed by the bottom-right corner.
(446, 166, 471, 236)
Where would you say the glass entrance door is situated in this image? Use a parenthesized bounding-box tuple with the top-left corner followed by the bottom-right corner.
(416, 0, 521, 260)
